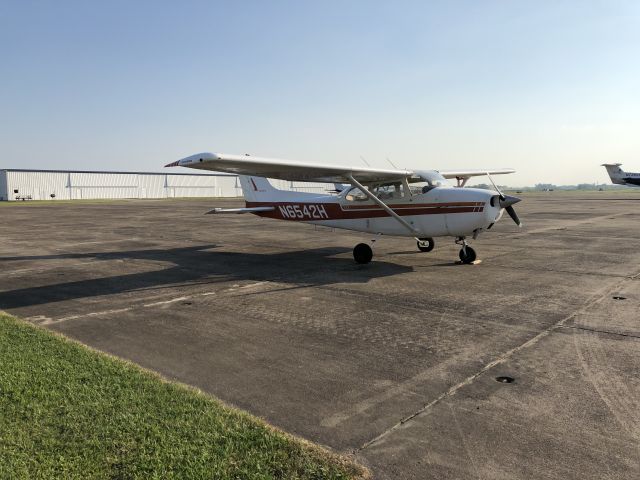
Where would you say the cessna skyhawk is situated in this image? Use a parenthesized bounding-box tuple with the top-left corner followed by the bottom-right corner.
(166, 153, 522, 264)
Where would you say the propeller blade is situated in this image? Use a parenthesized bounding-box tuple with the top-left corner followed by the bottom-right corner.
(495, 195, 522, 227)
(498, 195, 521, 209)
(505, 205, 522, 227)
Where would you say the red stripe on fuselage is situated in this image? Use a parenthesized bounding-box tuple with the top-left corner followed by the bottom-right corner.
(341, 201, 482, 210)
(246, 201, 485, 221)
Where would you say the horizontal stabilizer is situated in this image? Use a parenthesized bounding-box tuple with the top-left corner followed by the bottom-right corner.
(439, 168, 516, 179)
(205, 206, 275, 215)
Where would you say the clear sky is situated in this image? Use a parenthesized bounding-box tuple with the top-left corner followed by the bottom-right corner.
(1, 1, 639, 186)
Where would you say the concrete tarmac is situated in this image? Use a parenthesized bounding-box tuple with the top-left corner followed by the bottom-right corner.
(1, 192, 639, 479)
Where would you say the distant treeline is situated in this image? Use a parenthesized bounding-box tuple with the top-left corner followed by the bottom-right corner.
(469, 183, 628, 192)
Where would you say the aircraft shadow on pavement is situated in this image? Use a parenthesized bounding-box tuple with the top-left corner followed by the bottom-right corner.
(0, 245, 412, 309)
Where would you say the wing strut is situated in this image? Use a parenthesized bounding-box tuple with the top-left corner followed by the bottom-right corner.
(346, 174, 420, 235)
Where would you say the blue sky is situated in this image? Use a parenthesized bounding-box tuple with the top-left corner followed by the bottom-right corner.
(1, 1, 639, 185)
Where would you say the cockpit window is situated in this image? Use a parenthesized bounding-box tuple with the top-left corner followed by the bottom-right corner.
(409, 183, 431, 194)
(371, 183, 406, 200)
(344, 187, 369, 202)
(344, 183, 408, 202)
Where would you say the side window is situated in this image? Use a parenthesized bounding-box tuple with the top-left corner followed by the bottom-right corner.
(372, 183, 406, 199)
(345, 187, 369, 202)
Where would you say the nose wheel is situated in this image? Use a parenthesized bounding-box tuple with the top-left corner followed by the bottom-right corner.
(456, 236, 478, 264)
(353, 243, 373, 264)
(458, 246, 477, 264)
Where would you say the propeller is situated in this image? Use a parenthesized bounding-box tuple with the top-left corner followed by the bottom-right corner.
(486, 172, 523, 227)
(499, 195, 522, 227)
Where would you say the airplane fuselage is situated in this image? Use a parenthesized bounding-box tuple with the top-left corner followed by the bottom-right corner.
(247, 187, 502, 238)
(621, 173, 640, 186)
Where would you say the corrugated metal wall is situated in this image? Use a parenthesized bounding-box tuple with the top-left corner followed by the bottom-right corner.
(6, 171, 70, 200)
(0, 171, 7, 201)
(0, 170, 332, 201)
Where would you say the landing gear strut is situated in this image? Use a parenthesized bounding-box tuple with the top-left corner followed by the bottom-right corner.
(416, 237, 435, 252)
(455, 237, 477, 264)
(353, 243, 373, 264)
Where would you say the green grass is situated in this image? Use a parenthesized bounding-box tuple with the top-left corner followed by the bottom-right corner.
(0, 312, 368, 480)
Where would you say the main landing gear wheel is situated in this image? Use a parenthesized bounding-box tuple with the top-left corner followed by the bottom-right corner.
(459, 246, 477, 264)
(353, 243, 373, 264)
(416, 237, 435, 252)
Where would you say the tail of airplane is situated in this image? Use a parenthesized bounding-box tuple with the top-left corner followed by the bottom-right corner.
(602, 163, 626, 185)
(238, 175, 282, 202)
(238, 175, 331, 204)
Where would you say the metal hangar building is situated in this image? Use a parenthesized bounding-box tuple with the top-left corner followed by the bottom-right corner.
(0, 169, 327, 201)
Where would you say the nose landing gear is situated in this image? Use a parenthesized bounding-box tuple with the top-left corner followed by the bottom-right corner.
(456, 237, 477, 264)
(459, 246, 477, 264)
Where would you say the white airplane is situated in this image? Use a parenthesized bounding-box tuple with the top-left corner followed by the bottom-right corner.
(602, 163, 640, 187)
(166, 153, 522, 264)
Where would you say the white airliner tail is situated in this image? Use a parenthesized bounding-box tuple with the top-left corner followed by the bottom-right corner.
(602, 163, 625, 185)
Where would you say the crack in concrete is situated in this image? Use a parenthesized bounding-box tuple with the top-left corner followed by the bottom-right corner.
(355, 273, 639, 453)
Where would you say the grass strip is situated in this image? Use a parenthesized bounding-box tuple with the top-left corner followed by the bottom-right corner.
(0, 312, 368, 479)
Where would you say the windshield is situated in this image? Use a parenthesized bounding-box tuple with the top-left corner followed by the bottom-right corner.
(409, 171, 452, 193)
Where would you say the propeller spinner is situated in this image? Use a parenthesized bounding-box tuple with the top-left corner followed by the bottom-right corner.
(486, 172, 523, 227)
(499, 195, 522, 227)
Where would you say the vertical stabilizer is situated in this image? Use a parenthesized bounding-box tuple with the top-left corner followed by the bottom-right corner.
(602, 163, 625, 185)
(238, 175, 281, 202)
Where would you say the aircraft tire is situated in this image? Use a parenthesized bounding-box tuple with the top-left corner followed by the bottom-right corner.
(417, 238, 435, 252)
(353, 243, 373, 264)
(459, 246, 477, 264)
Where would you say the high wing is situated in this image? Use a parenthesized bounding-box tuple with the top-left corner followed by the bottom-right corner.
(166, 152, 412, 184)
(438, 168, 516, 179)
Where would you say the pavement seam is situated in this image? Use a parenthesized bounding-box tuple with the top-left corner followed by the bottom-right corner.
(355, 274, 637, 453)
(31, 281, 274, 325)
(559, 324, 640, 340)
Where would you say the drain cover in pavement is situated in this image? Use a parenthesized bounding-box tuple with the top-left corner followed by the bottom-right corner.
(495, 376, 515, 384)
